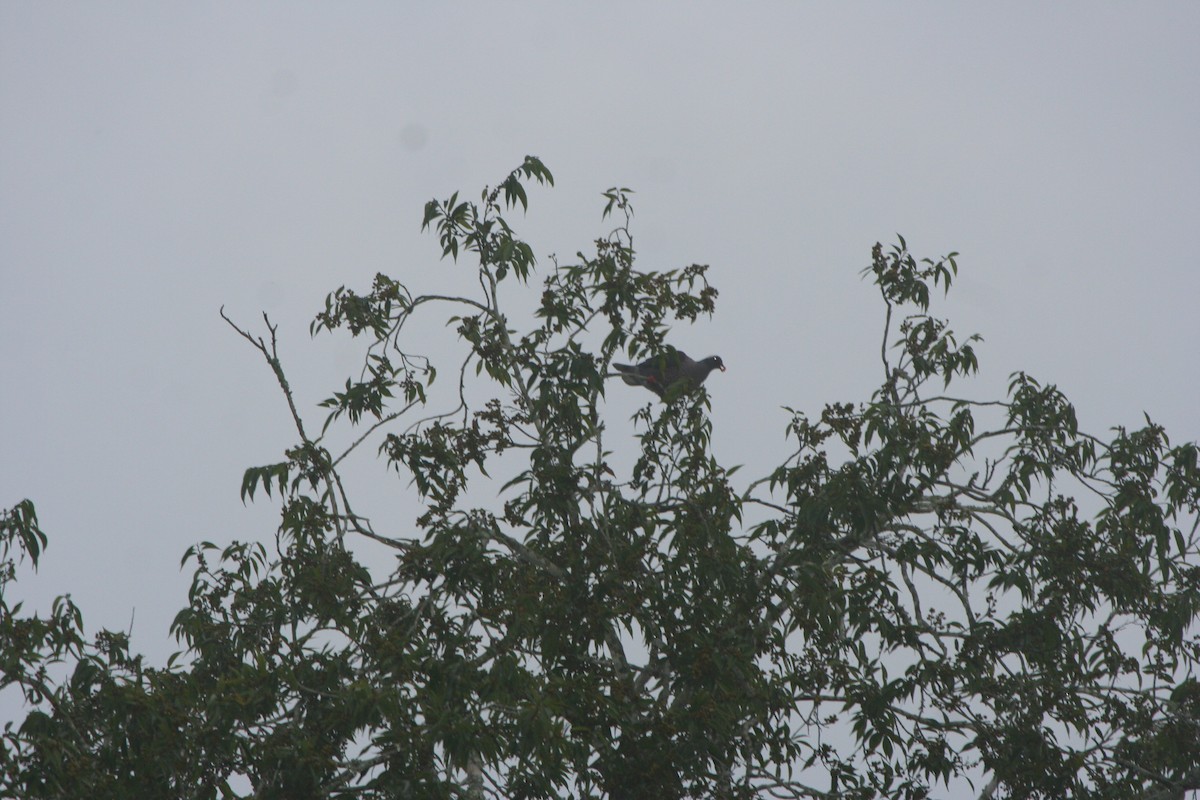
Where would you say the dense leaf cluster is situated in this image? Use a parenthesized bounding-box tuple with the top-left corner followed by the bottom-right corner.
(3, 159, 1198, 799)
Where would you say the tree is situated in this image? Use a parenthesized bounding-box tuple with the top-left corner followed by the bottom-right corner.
(2, 157, 1199, 799)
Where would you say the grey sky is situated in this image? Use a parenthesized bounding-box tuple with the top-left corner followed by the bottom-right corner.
(2, 1, 1198, 735)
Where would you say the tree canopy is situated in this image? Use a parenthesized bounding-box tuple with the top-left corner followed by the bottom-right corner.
(3, 158, 1199, 799)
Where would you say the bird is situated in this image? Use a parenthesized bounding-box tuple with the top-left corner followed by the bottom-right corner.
(612, 350, 726, 399)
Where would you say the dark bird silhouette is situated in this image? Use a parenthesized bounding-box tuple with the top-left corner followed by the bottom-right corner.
(613, 350, 725, 399)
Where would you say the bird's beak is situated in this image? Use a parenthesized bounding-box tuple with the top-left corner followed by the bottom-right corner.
(719, 364, 727, 371)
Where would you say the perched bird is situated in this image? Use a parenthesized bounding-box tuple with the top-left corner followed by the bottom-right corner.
(613, 350, 726, 399)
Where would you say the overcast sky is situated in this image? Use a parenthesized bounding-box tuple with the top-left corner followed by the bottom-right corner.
(3, 2, 1198, 728)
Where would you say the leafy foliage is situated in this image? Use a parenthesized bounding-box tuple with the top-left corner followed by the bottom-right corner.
(3, 158, 1199, 799)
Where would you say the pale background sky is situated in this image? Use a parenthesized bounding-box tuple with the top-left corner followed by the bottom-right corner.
(2, 1, 1198, 754)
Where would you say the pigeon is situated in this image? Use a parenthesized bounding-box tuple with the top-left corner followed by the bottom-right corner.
(613, 350, 726, 399)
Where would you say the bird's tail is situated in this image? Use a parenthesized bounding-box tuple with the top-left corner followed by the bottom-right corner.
(612, 363, 643, 386)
